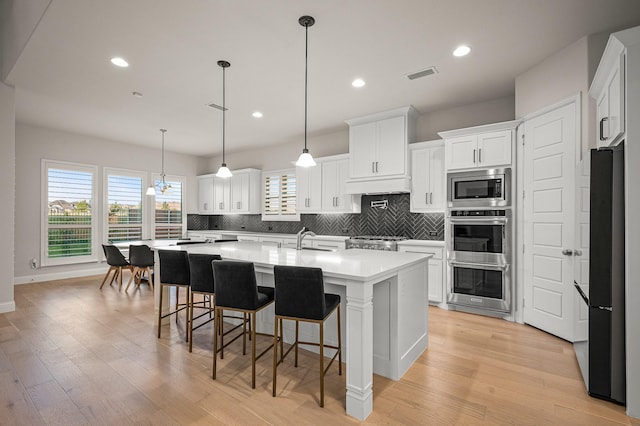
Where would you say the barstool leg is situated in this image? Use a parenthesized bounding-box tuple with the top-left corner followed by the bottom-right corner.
(242, 313, 247, 356)
(220, 308, 225, 359)
(185, 287, 190, 343)
(189, 291, 194, 352)
(157, 284, 164, 338)
(272, 315, 278, 397)
(295, 320, 299, 367)
(279, 318, 284, 362)
(337, 305, 342, 375)
(212, 307, 218, 379)
(251, 312, 257, 389)
(320, 321, 325, 407)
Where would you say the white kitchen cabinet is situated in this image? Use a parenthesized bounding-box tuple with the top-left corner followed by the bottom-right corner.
(397, 242, 444, 304)
(410, 141, 445, 212)
(439, 120, 519, 172)
(345, 106, 418, 194)
(296, 164, 322, 212)
(237, 234, 261, 242)
(197, 175, 215, 214)
(197, 168, 261, 215)
(590, 35, 626, 148)
(321, 155, 361, 213)
(230, 169, 261, 214)
(213, 178, 231, 213)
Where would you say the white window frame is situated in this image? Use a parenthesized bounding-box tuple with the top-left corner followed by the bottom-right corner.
(41, 159, 99, 266)
(103, 167, 150, 245)
(261, 168, 300, 222)
(151, 173, 187, 239)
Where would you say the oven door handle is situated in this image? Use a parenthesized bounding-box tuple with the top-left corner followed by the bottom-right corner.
(448, 260, 508, 270)
(448, 218, 509, 225)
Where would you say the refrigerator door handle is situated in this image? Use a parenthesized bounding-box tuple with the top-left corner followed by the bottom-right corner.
(597, 306, 613, 312)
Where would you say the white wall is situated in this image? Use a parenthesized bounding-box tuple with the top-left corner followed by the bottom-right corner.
(203, 97, 515, 172)
(14, 123, 201, 281)
(0, 0, 51, 81)
(0, 81, 15, 313)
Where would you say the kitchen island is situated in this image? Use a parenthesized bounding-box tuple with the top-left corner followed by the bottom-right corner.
(159, 241, 430, 420)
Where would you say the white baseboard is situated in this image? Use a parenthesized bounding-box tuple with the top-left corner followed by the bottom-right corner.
(14, 266, 107, 285)
(0, 301, 16, 313)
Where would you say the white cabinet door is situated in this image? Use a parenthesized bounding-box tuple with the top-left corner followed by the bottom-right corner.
(410, 144, 445, 212)
(445, 135, 477, 170)
(322, 158, 358, 212)
(197, 175, 214, 214)
(429, 145, 445, 210)
(349, 122, 377, 178)
(410, 148, 430, 211)
(297, 165, 322, 212)
(397, 244, 444, 303)
(597, 55, 625, 147)
(376, 116, 406, 176)
(213, 178, 230, 213)
(230, 172, 249, 213)
(477, 130, 512, 168)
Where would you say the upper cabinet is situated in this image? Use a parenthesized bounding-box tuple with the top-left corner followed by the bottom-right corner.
(321, 155, 361, 213)
(589, 27, 638, 148)
(296, 164, 322, 213)
(439, 120, 520, 171)
(197, 168, 261, 215)
(410, 140, 445, 212)
(345, 106, 418, 194)
(197, 175, 215, 214)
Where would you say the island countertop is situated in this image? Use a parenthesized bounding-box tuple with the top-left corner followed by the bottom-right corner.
(160, 241, 431, 282)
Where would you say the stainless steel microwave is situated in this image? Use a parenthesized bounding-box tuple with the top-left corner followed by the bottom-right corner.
(447, 168, 511, 208)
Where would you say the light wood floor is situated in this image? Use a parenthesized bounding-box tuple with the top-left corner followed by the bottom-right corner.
(0, 274, 637, 425)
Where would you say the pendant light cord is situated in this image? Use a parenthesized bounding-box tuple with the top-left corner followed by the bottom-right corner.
(304, 23, 308, 151)
(222, 65, 226, 164)
(160, 129, 166, 179)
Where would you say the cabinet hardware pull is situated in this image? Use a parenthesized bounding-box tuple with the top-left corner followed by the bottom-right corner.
(204, 203, 208, 210)
(372, 162, 375, 173)
(237, 201, 241, 209)
(473, 149, 477, 164)
(430, 192, 433, 204)
(599, 117, 609, 141)
(478, 148, 482, 163)
(375, 161, 379, 173)
(425, 193, 428, 204)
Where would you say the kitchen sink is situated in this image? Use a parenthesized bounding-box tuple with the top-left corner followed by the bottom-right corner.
(300, 247, 335, 252)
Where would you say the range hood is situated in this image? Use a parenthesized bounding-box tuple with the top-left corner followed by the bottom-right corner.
(344, 176, 411, 194)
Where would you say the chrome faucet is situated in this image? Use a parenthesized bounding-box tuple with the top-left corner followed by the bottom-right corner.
(296, 226, 316, 250)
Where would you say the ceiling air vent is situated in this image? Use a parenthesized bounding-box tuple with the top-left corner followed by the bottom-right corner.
(207, 102, 228, 111)
(406, 66, 438, 80)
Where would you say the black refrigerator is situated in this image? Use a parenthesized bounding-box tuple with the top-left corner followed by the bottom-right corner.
(588, 147, 625, 404)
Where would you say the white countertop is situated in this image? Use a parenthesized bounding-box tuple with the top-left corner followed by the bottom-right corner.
(161, 241, 430, 283)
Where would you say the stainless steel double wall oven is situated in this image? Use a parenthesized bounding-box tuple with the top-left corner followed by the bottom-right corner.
(446, 168, 513, 313)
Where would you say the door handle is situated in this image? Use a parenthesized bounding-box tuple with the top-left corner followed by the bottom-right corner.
(599, 117, 609, 141)
(562, 249, 574, 256)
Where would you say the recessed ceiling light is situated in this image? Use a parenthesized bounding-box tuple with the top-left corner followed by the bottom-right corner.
(252, 111, 263, 118)
(352, 78, 366, 88)
(110, 57, 129, 67)
(453, 45, 471, 57)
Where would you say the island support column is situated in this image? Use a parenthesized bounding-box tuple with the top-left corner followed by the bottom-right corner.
(345, 280, 374, 420)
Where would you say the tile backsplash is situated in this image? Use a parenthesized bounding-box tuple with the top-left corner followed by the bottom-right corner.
(187, 193, 444, 240)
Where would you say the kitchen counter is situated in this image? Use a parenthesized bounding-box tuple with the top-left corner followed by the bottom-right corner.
(160, 241, 430, 420)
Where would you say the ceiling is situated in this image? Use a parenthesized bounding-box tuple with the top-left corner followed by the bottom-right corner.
(7, 0, 640, 157)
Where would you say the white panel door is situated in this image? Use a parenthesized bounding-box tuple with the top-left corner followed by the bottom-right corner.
(523, 101, 576, 341)
(376, 116, 406, 176)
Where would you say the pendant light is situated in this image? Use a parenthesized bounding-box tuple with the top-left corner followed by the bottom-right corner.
(295, 15, 316, 168)
(146, 129, 172, 195)
(216, 60, 233, 178)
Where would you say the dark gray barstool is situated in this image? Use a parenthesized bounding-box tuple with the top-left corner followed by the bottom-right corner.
(100, 244, 133, 290)
(126, 245, 154, 291)
(272, 265, 342, 407)
(187, 253, 222, 352)
(212, 260, 275, 388)
(157, 250, 190, 341)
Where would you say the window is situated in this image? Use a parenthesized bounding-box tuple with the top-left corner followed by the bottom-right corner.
(42, 160, 98, 266)
(153, 174, 185, 239)
(104, 168, 147, 243)
(262, 169, 299, 221)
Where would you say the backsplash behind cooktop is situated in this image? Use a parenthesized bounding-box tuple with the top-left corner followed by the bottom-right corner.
(187, 193, 444, 240)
